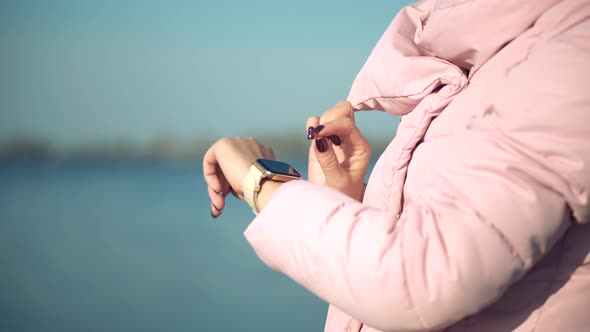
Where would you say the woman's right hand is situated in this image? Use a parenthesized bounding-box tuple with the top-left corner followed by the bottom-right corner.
(307, 101, 371, 201)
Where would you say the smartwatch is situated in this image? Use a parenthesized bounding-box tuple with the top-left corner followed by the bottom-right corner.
(243, 159, 302, 214)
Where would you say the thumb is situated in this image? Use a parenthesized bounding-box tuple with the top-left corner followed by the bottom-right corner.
(313, 137, 345, 182)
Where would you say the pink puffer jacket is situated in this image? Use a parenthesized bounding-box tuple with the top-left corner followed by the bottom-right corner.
(244, 0, 590, 331)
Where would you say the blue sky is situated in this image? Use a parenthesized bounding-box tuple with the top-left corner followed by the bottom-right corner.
(0, 0, 414, 145)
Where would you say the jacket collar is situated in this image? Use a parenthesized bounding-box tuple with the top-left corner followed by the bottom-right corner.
(414, 0, 562, 73)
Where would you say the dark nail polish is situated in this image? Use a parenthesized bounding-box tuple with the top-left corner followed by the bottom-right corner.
(210, 185, 223, 196)
(329, 135, 341, 146)
(211, 209, 219, 219)
(313, 125, 325, 135)
(307, 126, 315, 140)
(316, 138, 327, 153)
(212, 202, 222, 212)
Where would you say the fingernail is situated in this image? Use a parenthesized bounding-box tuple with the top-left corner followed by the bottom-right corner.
(313, 125, 325, 135)
(210, 186, 223, 196)
(212, 202, 223, 212)
(307, 126, 315, 140)
(211, 209, 219, 219)
(316, 138, 327, 153)
(329, 135, 341, 146)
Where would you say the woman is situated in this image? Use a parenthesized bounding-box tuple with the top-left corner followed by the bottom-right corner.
(203, 0, 590, 330)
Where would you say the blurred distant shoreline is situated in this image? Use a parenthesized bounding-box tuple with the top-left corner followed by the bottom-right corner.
(0, 134, 392, 165)
(0, 135, 296, 164)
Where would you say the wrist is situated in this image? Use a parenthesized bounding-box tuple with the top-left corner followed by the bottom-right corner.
(255, 180, 284, 212)
(242, 159, 302, 214)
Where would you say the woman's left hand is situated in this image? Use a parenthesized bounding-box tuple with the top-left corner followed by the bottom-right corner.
(203, 137, 275, 218)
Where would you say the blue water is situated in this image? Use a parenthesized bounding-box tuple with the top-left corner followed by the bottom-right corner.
(0, 161, 326, 332)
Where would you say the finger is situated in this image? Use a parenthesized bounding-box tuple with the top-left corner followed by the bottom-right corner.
(306, 116, 320, 140)
(306, 116, 320, 128)
(315, 101, 354, 146)
(207, 173, 231, 219)
(208, 184, 227, 213)
(313, 117, 367, 147)
(320, 101, 354, 124)
(329, 135, 341, 146)
(207, 183, 224, 200)
(313, 136, 345, 180)
(211, 201, 222, 219)
(203, 144, 225, 194)
(203, 141, 233, 218)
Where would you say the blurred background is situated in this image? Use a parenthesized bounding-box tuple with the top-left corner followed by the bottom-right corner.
(0, 1, 411, 331)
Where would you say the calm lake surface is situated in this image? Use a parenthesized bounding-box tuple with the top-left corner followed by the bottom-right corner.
(0, 161, 327, 332)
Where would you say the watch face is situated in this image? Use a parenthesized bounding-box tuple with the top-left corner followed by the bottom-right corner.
(257, 159, 301, 178)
